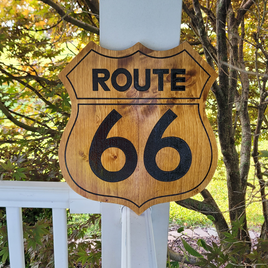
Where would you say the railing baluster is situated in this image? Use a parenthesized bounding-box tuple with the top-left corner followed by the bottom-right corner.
(6, 207, 25, 268)
(52, 208, 68, 268)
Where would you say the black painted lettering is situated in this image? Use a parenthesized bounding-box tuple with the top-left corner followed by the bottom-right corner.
(134, 69, 151, 91)
(153, 69, 169, 91)
(89, 109, 137, 182)
(144, 109, 192, 182)
(112, 68, 132, 92)
(171, 69, 186, 91)
(92, 69, 110, 91)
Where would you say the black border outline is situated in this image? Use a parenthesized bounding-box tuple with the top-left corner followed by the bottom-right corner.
(66, 49, 211, 100)
(64, 103, 214, 208)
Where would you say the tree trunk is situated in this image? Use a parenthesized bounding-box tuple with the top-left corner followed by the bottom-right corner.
(182, 0, 255, 244)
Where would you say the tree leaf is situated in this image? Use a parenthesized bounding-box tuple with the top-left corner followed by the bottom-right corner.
(207, 215, 215, 222)
(258, 150, 268, 158)
(197, 238, 209, 251)
(177, 227, 184, 233)
(170, 261, 180, 268)
(0, 246, 9, 264)
(181, 238, 203, 258)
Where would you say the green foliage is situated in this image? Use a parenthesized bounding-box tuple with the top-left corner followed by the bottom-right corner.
(197, 238, 209, 251)
(23, 208, 52, 225)
(259, 150, 268, 158)
(177, 227, 184, 233)
(258, 150, 268, 179)
(24, 220, 50, 250)
(0, 159, 27, 180)
(0, 211, 102, 267)
(0, 246, 9, 264)
(0, 147, 63, 182)
(181, 238, 203, 258)
(167, 260, 180, 268)
(206, 215, 216, 222)
(68, 213, 101, 268)
(174, 217, 268, 267)
(0, 0, 89, 183)
(0, 212, 8, 267)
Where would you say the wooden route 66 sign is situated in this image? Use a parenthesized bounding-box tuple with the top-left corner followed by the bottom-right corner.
(58, 41, 218, 215)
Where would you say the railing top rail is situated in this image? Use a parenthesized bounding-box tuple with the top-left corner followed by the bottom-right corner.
(0, 181, 101, 213)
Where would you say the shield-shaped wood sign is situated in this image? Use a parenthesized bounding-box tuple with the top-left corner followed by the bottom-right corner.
(58, 41, 218, 215)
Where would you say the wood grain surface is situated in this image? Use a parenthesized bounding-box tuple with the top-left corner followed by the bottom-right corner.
(58, 41, 218, 215)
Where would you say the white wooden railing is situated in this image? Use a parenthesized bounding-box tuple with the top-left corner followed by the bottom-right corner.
(0, 181, 169, 268)
(0, 181, 101, 268)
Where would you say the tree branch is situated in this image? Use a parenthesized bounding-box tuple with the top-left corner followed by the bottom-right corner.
(168, 247, 198, 265)
(200, 5, 216, 27)
(228, 4, 239, 106)
(182, 2, 221, 98)
(176, 189, 229, 240)
(237, 0, 255, 24)
(39, 0, 99, 34)
(0, 99, 58, 135)
(252, 18, 268, 238)
(0, 62, 61, 86)
(216, 0, 231, 100)
(5, 73, 59, 86)
(220, 61, 268, 78)
(83, 0, 99, 16)
(0, 66, 62, 114)
(23, 18, 62, 32)
(192, 0, 217, 63)
(8, 108, 55, 131)
(0, 137, 48, 145)
(237, 17, 251, 189)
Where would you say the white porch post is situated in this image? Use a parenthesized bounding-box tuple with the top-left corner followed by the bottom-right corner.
(100, 0, 182, 51)
(99, 1, 183, 267)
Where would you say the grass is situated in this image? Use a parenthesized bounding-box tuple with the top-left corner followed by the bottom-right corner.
(169, 152, 265, 229)
(169, 177, 229, 227)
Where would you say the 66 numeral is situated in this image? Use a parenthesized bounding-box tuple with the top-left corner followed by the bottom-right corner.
(89, 109, 192, 183)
